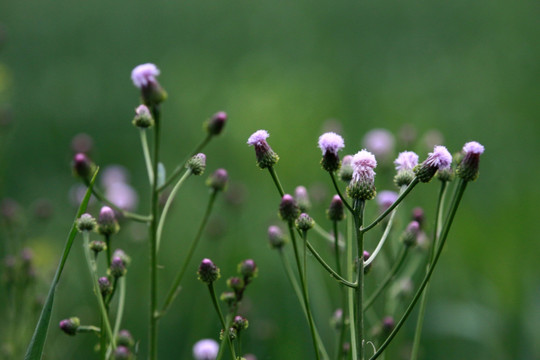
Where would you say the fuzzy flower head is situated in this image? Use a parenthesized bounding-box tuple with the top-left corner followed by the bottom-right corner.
(394, 151, 419, 171)
(193, 339, 219, 360)
(457, 141, 485, 182)
(247, 130, 279, 169)
(362, 129, 395, 162)
(415, 145, 452, 183)
(346, 150, 377, 200)
(131, 63, 160, 89)
(318, 132, 345, 172)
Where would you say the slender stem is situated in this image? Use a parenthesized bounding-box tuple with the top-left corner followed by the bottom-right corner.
(369, 179, 468, 360)
(353, 200, 365, 360)
(363, 246, 409, 312)
(149, 104, 161, 360)
(329, 172, 354, 213)
(82, 232, 116, 351)
(106, 277, 127, 360)
(333, 221, 342, 276)
(85, 184, 151, 223)
(157, 134, 212, 192)
(347, 215, 358, 360)
(140, 129, 154, 184)
(268, 166, 285, 196)
(364, 202, 399, 268)
(361, 178, 419, 234)
(77, 326, 101, 334)
(156, 169, 192, 252)
(105, 234, 112, 270)
(288, 224, 322, 360)
(410, 181, 448, 360)
(306, 240, 357, 288)
(334, 220, 347, 360)
(208, 284, 236, 360)
(159, 191, 218, 316)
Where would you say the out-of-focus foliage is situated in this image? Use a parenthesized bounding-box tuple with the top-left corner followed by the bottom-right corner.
(0, 0, 538, 359)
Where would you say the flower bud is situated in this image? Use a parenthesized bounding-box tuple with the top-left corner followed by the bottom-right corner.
(97, 206, 120, 236)
(267, 225, 286, 249)
(113, 249, 131, 265)
(318, 132, 345, 172)
(456, 141, 485, 182)
(131, 63, 167, 106)
(116, 329, 135, 347)
(197, 258, 220, 284)
(90, 240, 107, 254)
(205, 111, 227, 136)
(109, 256, 127, 278)
(436, 167, 454, 182)
(72, 153, 96, 180)
(247, 130, 279, 169)
(59, 317, 80, 336)
(382, 316, 395, 337)
(400, 221, 420, 247)
(415, 146, 452, 183)
(232, 315, 249, 331)
(132, 104, 154, 128)
(227, 276, 245, 292)
(238, 259, 258, 279)
(98, 276, 113, 297)
(187, 153, 206, 176)
(220, 291, 236, 306)
(295, 213, 314, 231)
(114, 346, 132, 360)
(294, 186, 311, 213)
(338, 155, 353, 182)
(77, 213, 96, 232)
(193, 339, 219, 360)
(278, 194, 300, 222)
(327, 195, 345, 222)
(206, 168, 229, 192)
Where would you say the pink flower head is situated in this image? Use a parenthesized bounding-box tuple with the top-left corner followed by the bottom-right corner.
(131, 63, 160, 88)
(463, 141, 484, 155)
(376, 190, 398, 210)
(318, 132, 345, 156)
(362, 129, 395, 160)
(351, 149, 377, 184)
(193, 339, 219, 360)
(424, 146, 452, 170)
(247, 130, 270, 146)
(394, 151, 419, 171)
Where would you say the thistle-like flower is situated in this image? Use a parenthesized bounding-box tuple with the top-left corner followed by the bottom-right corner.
(247, 130, 279, 169)
(346, 150, 377, 200)
(131, 63, 167, 105)
(394, 151, 419, 187)
(456, 141, 484, 182)
(193, 339, 219, 360)
(415, 145, 452, 183)
(318, 132, 345, 172)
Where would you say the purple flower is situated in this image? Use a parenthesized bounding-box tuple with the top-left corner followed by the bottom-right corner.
(247, 130, 270, 146)
(318, 132, 345, 156)
(457, 141, 485, 181)
(351, 149, 377, 184)
(463, 141, 484, 155)
(131, 63, 160, 88)
(376, 190, 398, 211)
(394, 151, 419, 171)
(247, 130, 279, 169)
(193, 339, 219, 360)
(362, 129, 395, 161)
(424, 146, 452, 170)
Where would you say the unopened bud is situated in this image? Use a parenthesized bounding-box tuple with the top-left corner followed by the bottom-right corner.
(97, 206, 120, 236)
(400, 221, 420, 247)
(412, 207, 424, 227)
(338, 155, 354, 182)
(233, 315, 249, 331)
(187, 153, 206, 175)
(294, 186, 311, 212)
(327, 195, 345, 222)
(295, 213, 314, 231)
(90, 240, 107, 254)
(77, 213, 96, 232)
(436, 167, 454, 182)
(132, 104, 154, 128)
(227, 277, 245, 292)
(116, 329, 135, 347)
(238, 259, 258, 279)
(330, 308, 344, 330)
(109, 256, 127, 278)
(220, 291, 236, 306)
(114, 346, 132, 360)
(72, 153, 95, 179)
(198, 258, 220, 284)
(205, 111, 227, 136)
(98, 277, 113, 297)
(59, 317, 80, 336)
(267, 225, 286, 249)
(206, 168, 229, 191)
(278, 194, 300, 222)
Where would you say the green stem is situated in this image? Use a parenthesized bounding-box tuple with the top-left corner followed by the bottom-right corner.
(149, 104, 161, 360)
(85, 183, 151, 223)
(353, 200, 365, 360)
(268, 166, 285, 196)
(159, 191, 218, 316)
(156, 169, 192, 252)
(77, 326, 101, 334)
(363, 246, 409, 312)
(333, 221, 342, 277)
(140, 129, 154, 184)
(364, 205, 398, 268)
(361, 178, 419, 234)
(329, 172, 354, 214)
(82, 232, 115, 352)
(306, 239, 356, 288)
(209, 284, 236, 360)
(288, 223, 322, 360)
(313, 222, 344, 250)
(410, 181, 448, 360)
(158, 134, 212, 192)
(369, 179, 468, 360)
(347, 215, 358, 360)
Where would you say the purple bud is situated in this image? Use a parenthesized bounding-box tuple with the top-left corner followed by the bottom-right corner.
(278, 194, 300, 222)
(97, 206, 119, 236)
(412, 207, 424, 226)
(206, 168, 229, 191)
(295, 213, 314, 231)
(327, 195, 345, 222)
(114, 345, 132, 360)
(72, 153, 95, 179)
(59, 317, 80, 336)
(198, 258, 220, 284)
(110, 256, 127, 278)
(116, 329, 135, 347)
(98, 277, 112, 296)
(206, 111, 227, 136)
(77, 213, 97, 232)
(294, 186, 311, 212)
(238, 259, 257, 279)
(267, 225, 286, 249)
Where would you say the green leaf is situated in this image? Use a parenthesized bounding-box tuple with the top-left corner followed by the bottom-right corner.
(24, 169, 99, 360)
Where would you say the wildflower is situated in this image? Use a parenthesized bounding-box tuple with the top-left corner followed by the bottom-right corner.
(318, 132, 345, 172)
(197, 258, 220, 284)
(327, 195, 345, 222)
(97, 206, 120, 236)
(457, 141, 485, 182)
(233, 315, 249, 332)
(77, 213, 96, 232)
(267, 225, 286, 249)
(394, 151, 419, 187)
(346, 150, 377, 200)
(400, 221, 420, 246)
(59, 317, 80, 336)
(131, 63, 167, 105)
(132, 104, 154, 128)
(98, 277, 112, 297)
(110, 256, 128, 278)
(278, 194, 300, 222)
(90, 240, 107, 254)
(238, 259, 258, 280)
(247, 130, 279, 169)
(294, 186, 311, 212)
(376, 191, 398, 212)
(72, 153, 95, 180)
(362, 129, 395, 163)
(295, 213, 315, 231)
(330, 308, 344, 329)
(187, 153, 207, 176)
(415, 145, 452, 183)
(193, 339, 219, 360)
(205, 111, 227, 136)
(206, 168, 229, 192)
(338, 155, 353, 182)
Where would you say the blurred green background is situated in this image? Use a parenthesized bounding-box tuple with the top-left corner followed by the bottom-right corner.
(1, 0, 539, 359)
